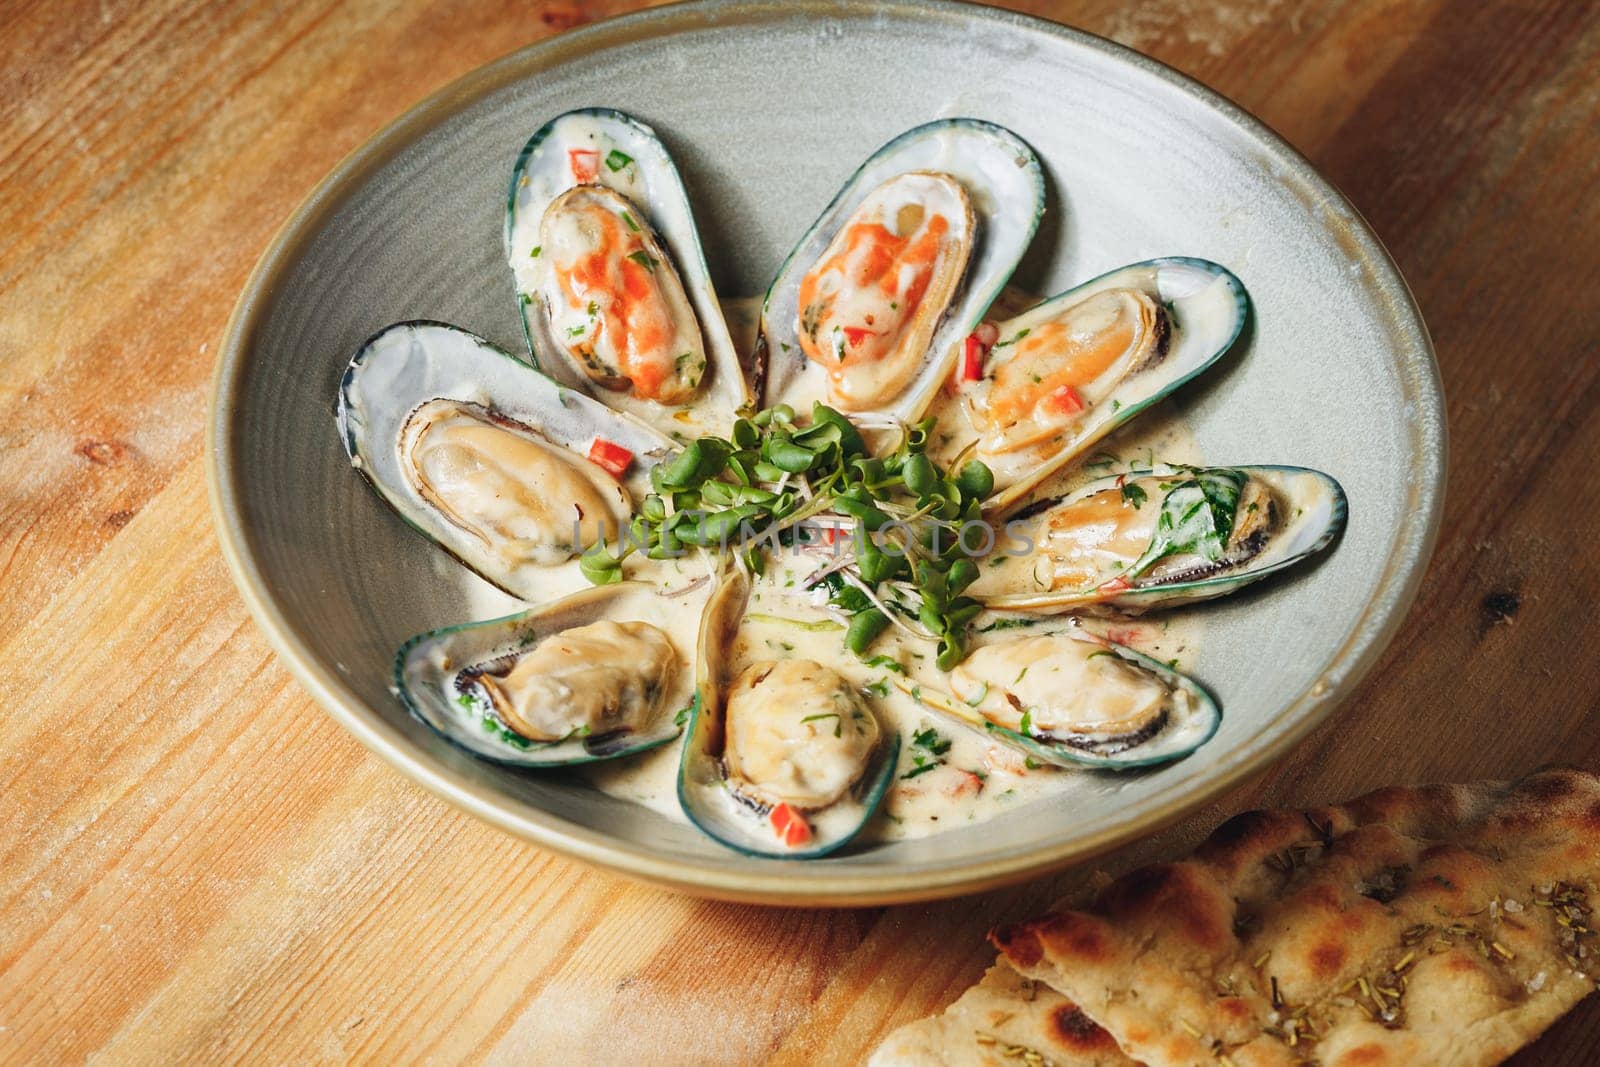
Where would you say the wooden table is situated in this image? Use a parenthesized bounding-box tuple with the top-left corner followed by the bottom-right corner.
(3, 0, 1596, 1061)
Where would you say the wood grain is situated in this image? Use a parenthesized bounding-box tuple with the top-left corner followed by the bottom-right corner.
(1, 0, 1596, 1062)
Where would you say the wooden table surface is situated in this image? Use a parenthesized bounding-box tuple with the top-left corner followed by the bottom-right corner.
(3, 0, 1598, 1062)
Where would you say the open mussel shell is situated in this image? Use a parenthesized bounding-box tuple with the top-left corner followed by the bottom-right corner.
(978, 464, 1346, 614)
(677, 570, 900, 859)
(757, 118, 1044, 424)
(966, 257, 1248, 515)
(505, 108, 750, 433)
(337, 321, 671, 600)
(394, 581, 700, 767)
(896, 630, 1220, 770)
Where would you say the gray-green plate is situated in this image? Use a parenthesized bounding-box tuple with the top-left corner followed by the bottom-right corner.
(208, 0, 1444, 905)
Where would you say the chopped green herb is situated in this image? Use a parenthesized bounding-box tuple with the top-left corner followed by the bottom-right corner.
(621, 210, 641, 232)
(745, 613, 844, 632)
(529, 245, 542, 258)
(899, 726, 953, 780)
(801, 711, 843, 737)
(482, 715, 533, 750)
(912, 726, 953, 757)
(1124, 468, 1245, 580)
(605, 149, 633, 171)
(979, 617, 1037, 632)
(626, 250, 657, 271)
(1121, 482, 1148, 509)
(862, 654, 906, 674)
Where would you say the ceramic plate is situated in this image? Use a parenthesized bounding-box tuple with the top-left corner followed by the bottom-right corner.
(208, 0, 1444, 905)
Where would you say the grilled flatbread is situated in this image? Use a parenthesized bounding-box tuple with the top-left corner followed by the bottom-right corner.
(990, 769, 1600, 1067)
(869, 959, 1139, 1066)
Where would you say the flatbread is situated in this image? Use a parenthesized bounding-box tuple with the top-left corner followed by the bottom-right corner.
(869, 960, 1139, 1067)
(991, 769, 1600, 1067)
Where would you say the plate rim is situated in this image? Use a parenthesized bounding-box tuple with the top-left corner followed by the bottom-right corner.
(206, 0, 1446, 906)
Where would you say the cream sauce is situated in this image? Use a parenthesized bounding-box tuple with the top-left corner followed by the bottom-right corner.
(447, 296, 1209, 842)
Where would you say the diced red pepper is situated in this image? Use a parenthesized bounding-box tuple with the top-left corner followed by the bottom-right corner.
(1048, 384, 1085, 414)
(769, 803, 812, 847)
(1105, 625, 1143, 647)
(960, 333, 985, 381)
(1098, 575, 1132, 595)
(842, 325, 875, 348)
(568, 148, 599, 181)
(946, 769, 985, 798)
(984, 744, 1030, 775)
(588, 437, 634, 477)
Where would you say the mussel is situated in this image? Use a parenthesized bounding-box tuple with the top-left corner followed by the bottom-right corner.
(338, 321, 669, 599)
(758, 119, 1044, 423)
(395, 582, 701, 766)
(506, 108, 751, 435)
(944, 258, 1248, 514)
(899, 626, 1219, 769)
(678, 570, 899, 857)
(972, 464, 1346, 613)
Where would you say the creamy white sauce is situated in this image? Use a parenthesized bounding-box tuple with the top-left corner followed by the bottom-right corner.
(442, 295, 1208, 843)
